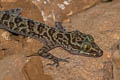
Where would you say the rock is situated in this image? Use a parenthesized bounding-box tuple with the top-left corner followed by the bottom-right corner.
(112, 41, 120, 80)
(23, 57, 52, 80)
(0, 54, 52, 80)
(0, 0, 118, 80)
(0, 54, 26, 80)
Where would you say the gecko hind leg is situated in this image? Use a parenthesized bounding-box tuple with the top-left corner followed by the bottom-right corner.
(55, 22, 66, 32)
(1, 8, 22, 16)
(38, 46, 69, 67)
(27, 45, 69, 67)
(47, 56, 70, 67)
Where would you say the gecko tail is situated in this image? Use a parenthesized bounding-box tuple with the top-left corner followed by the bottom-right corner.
(0, 8, 22, 16)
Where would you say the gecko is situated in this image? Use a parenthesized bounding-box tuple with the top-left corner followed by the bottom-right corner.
(0, 8, 103, 67)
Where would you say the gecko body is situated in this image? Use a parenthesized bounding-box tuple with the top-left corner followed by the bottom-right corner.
(0, 8, 103, 66)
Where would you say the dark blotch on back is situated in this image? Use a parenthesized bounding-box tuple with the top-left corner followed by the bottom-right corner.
(27, 19, 34, 28)
(38, 23, 45, 33)
(9, 22, 14, 26)
(21, 28, 27, 34)
(19, 23, 25, 27)
(15, 17, 22, 24)
(72, 38, 76, 43)
(1, 14, 10, 21)
(56, 33, 63, 39)
(65, 33, 71, 39)
(48, 28, 56, 43)
(43, 32, 50, 40)
(9, 22, 14, 29)
(48, 28, 55, 36)
(0, 20, 2, 24)
(65, 33, 71, 44)
(4, 21, 8, 26)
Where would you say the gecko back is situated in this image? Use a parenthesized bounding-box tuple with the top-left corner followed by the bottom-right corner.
(0, 8, 50, 39)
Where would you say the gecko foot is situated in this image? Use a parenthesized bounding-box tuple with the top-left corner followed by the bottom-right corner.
(47, 57, 70, 67)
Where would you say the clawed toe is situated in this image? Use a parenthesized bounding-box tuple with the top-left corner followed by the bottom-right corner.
(47, 61, 59, 67)
(47, 57, 70, 67)
(59, 57, 70, 62)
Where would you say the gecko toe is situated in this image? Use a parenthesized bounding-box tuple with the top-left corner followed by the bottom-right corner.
(47, 61, 59, 67)
(59, 57, 70, 63)
(47, 57, 70, 67)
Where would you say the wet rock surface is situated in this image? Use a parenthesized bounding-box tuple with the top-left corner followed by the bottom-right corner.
(0, 0, 119, 80)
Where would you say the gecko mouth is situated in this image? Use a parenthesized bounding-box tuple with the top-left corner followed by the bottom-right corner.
(80, 50, 103, 57)
(91, 50, 103, 57)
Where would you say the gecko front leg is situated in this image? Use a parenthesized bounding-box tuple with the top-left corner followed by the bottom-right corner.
(55, 22, 66, 32)
(28, 45, 69, 67)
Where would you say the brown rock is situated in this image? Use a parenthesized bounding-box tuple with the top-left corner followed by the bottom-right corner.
(112, 41, 120, 80)
(0, 0, 117, 80)
(0, 53, 52, 80)
(32, 0, 100, 25)
(23, 57, 52, 80)
(0, 0, 43, 23)
(0, 54, 26, 80)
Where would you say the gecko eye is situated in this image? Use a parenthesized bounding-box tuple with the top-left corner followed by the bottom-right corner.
(82, 43, 91, 52)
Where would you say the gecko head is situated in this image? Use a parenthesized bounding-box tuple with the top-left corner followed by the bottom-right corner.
(70, 30, 103, 57)
(79, 41, 103, 57)
(80, 34, 103, 57)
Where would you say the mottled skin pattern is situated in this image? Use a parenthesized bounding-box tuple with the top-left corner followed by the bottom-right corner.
(0, 8, 103, 67)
